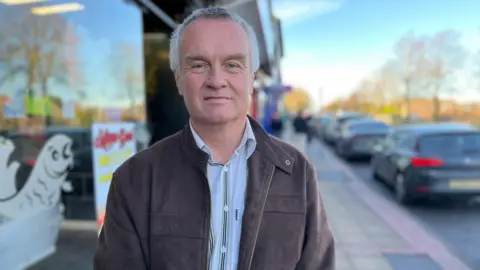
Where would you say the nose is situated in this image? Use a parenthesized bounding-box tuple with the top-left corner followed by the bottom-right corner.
(205, 66, 227, 90)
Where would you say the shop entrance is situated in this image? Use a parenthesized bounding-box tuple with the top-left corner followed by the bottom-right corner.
(59, 1, 191, 221)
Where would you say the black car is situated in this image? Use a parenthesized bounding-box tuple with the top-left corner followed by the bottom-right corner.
(336, 119, 390, 160)
(370, 122, 480, 205)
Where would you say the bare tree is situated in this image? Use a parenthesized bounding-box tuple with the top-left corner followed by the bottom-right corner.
(393, 32, 428, 117)
(422, 30, 466, 120)
(475, 29, 480, 93)
(353, 78, 375, 107)
(110, 43, 145, 112)
(373, 60, 401, 107)
(0, 8, 69, 96)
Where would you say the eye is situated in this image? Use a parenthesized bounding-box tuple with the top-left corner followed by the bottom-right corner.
(225, 63, 241, 72)
(52, 150, 59, 161)
(190, 63, 208, 73)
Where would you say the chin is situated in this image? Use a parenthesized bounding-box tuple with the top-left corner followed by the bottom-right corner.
(201, 114, 237, 125)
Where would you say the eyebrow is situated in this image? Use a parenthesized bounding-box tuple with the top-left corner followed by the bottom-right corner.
(184, 53, 247, 63)
(184, 54, 208, 62)
(224, 53, 247, 62)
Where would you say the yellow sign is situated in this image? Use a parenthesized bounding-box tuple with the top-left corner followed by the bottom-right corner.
(97, 149, 133, 167)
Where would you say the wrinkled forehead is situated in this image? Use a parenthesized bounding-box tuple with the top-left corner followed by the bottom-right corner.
(180, 18, 251, 63)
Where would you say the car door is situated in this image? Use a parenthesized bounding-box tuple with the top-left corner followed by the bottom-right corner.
(384, 131, 415, 181)
(374, 131, 396, 179)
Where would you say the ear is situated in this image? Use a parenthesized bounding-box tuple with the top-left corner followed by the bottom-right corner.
(174, 71, 183, 96)
(250, 72, 256, 94)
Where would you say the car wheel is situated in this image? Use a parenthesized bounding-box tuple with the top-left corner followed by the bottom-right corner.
(395, 172, 412, 205)
(336, 143, 344, 157)
(370, 157, 381, 181)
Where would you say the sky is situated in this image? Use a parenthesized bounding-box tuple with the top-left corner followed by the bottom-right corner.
(272, 0, 480, 107)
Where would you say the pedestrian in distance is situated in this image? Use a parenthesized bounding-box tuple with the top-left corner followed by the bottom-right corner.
(292, 109, 311, 153)
(270, 112, 284, 138)
(94, 6, 334, 270)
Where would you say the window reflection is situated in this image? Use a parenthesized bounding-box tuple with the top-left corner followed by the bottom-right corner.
(0, 0, 146, 220)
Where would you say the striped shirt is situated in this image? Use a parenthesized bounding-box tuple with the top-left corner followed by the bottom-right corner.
(190, 120, 256, 270)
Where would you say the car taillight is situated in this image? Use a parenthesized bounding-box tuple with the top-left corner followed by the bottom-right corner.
(411, 157, 443, 167)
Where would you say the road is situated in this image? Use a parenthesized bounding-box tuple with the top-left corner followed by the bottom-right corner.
(324, 144, 480, 270)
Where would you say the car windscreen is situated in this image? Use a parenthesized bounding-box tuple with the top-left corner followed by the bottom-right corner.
(419, 133, 480, 157)
(337, 115, 362, 125)
(349, 122, 389, 133)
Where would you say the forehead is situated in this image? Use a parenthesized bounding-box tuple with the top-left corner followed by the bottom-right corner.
(181, 18, 250, 59)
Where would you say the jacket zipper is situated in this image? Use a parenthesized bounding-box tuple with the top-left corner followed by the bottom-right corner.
(246, 165, 275, 269)
(219, 167, 229, 270)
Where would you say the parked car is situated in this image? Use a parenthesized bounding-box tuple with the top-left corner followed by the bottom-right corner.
(324, 112, 368, 145)
(308, 114, 333, 139)
(336, 119, 390, 160)
(370, 122, 480, 205)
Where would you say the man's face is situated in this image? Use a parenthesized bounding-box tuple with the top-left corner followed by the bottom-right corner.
(176, 18, 255, 125)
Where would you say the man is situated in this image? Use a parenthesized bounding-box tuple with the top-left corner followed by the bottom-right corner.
(94, 6, 334, 270)
(292, 109, 311, 153)
(269, 112, 284, 138)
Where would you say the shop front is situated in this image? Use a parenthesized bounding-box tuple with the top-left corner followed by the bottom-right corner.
(0, 0, 150, 268)
(0, 0, 282, 268)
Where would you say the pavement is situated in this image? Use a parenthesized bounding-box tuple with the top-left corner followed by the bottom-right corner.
(301, 139, 472, 270)
(347, 151, 480, 269)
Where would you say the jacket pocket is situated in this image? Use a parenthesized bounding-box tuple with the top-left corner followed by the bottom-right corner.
(150, 214, 205, 270)
(253, 194, 305, 269)
(264, 194, 305, 215)
(151, 214, 204, 238)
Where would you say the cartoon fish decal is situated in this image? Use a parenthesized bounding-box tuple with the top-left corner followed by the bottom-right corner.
(0, 134, 74, 220)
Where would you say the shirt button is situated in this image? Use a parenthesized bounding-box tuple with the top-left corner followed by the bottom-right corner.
(224, 205, 229, 211)
(221, 246, 226, 253)
(224, 166, 229, 172)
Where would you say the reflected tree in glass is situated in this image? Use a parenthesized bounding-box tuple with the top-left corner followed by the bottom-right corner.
(0, 7, 84, 122)
(109, 43, 144, 117)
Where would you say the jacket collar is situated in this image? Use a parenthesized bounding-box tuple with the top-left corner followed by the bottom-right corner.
(182, 116, 294, 175)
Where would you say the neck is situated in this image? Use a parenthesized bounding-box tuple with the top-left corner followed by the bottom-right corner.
(191, 117, 247, 164)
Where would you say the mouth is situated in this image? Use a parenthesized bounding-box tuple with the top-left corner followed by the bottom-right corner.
(204, 97, 231, 103)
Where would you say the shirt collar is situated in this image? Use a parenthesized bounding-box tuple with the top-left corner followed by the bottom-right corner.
(189, 119, 257, 161)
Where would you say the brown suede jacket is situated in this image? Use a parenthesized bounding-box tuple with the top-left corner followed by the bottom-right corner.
(94, 117, 335, 270)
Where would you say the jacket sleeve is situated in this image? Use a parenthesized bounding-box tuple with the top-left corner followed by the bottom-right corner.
(296, 163, 335, 270)
(93, 165, 148, 270)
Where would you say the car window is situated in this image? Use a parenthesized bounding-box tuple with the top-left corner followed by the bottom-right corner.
(382, 131, 413, 149)
(396, 133, 415, 149)
(349, 122, 389, 133)
(419, 133, 480, 157)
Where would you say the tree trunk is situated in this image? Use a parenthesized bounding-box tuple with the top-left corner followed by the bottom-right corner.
(403, 78, 411, 118)
(433, 93, 441, 121)
(41, 77, 51, 126)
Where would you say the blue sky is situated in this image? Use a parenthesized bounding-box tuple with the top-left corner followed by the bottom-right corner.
(273, 0, 480, 106)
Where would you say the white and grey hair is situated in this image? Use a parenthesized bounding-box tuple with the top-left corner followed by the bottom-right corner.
(169, 6, 260, 72)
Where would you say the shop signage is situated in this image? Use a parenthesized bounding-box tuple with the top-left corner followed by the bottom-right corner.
(91, 123, 136, 232)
